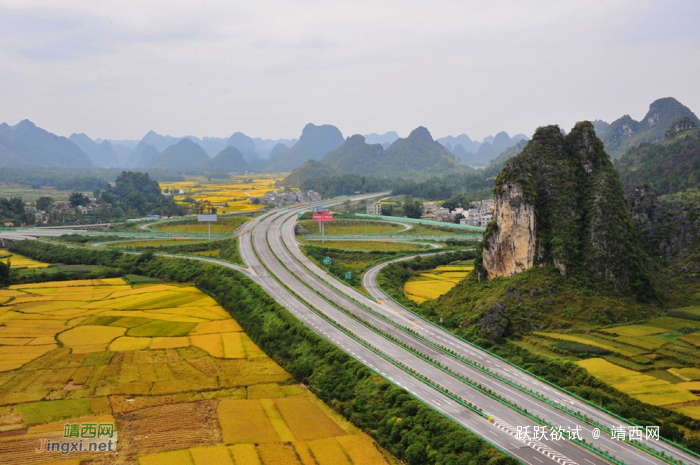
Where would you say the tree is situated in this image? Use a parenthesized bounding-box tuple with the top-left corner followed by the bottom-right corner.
(99, 171, 184, 218)
(403, 196, 423, 219)
(8, 197, 24, 215)
(382, 204, 394, 216)
(69, 192, 89, 207)
(405, 443, 427, 465)
(36, 196, 54, 212)
(96, 202, 112, 222)
(0, 260, 9, 286)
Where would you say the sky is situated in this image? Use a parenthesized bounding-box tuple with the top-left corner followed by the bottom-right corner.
(0, 0, 698, 142)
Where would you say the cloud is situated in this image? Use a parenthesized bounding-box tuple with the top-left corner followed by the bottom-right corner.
(0, 0, 697, 141)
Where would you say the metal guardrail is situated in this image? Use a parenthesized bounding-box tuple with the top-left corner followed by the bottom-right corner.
(0, 228, 228, 240)
(354, 213, 486, 232)
(301, 234, 481, 241)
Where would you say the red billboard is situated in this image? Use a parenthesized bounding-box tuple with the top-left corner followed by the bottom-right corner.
(312, 214, 333, 222)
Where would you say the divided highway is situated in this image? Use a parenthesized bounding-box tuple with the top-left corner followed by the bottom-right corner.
(240, 202, 700, 465)
(241, 201, 700, 464)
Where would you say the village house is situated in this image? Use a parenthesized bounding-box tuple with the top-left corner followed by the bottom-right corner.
(366, 202, 382, 215)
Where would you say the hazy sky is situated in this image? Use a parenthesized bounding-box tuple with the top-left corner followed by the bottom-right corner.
(1, 0, 698, 142)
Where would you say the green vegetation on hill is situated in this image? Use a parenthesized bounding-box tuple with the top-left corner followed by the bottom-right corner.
(440, 267, 661, 339)
(280, 159, 337, 187)
(323, 134, 385, 175)
(486, 122, 655, 299)
(616, 126, 700, 196)
(601, 97, 700, 158)
(99, 171, 184, 217)
(379, 127, 465, 176)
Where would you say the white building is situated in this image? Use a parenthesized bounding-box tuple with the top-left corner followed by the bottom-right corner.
(459, 199, 495, 226)
(422, 202, 437, 215)
(367, 202, 382, 215)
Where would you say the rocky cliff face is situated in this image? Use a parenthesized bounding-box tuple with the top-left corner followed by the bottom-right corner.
(626, 185, 700, 266)
(482, 184, 535, 279)
(481, 122, 654, 298)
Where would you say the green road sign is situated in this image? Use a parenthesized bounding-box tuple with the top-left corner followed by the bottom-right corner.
(322, 257, 331, 265)
(345, 271, 352, 280)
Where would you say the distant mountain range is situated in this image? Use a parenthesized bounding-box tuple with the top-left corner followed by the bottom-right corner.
(599, 97, 700, 158)
(281, 127, 472, 185)
(69, 133, 118, 168)
(2, 96, 697, 173)
(0, 120, 92, 168)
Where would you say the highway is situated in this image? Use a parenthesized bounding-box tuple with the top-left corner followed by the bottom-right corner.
(241, 202, 699, 465)
(361, 254, 700, 464)
(240, 207, 591, 465)
(9, 197, 699, 465)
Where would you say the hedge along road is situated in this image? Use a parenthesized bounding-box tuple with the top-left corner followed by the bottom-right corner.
(265, 200, 698, 465)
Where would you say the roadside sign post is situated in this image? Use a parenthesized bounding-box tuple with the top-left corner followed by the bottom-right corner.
(345, 271, 352, 280)
(312, 208, 333, 244)
(323, 257, 331, 266)
(197, 214, 218, 241)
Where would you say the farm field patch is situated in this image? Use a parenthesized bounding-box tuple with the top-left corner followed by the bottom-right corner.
(0, 249, 48, 269)
(298, 238, 428, 252)
(298, 220, 404, 235)
(533, 306, 700, 419)
(404, 261, 473, 303)
(153, 215, 250, 235)
(577, 358, 697, 407)
(0, 278, 395, 464)
(160, 174, 283, 214)
(104, 239, 204, 248)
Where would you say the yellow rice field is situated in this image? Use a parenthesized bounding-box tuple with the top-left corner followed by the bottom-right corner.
(0, 249, 48, 269)
(160, 174, 285, 214)
(0, 278, 395, 464)
(669, 368, 700, 381)
(682, 332, 700, 347)
(404, 261, 473, 303)
(578, 359, 698, 411)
